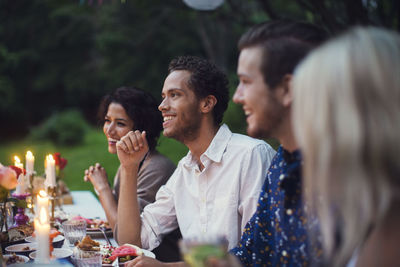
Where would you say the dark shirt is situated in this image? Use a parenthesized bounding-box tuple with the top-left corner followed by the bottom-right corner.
(231, 146, 319, 266)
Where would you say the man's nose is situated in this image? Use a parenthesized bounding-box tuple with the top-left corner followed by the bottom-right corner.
(233, 84, 244, 104)
(159, 98, 169, 111)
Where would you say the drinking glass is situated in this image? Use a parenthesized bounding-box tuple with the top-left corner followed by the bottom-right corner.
(61, 219, 87, 246)
(0, 202, 14, 231)
(72, 251, 102, 267)
(179, 236, 228, 267)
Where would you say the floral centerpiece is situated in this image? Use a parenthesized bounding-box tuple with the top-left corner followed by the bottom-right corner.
(0, 163, 24, 232)
(52, 153, 70, 206)
(53, 152, 67, 182)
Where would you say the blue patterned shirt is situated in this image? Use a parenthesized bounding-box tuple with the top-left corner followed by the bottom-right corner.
(231, 146, 320, 266)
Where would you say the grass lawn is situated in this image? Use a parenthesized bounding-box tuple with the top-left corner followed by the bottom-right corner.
(0, 128, 188, 195)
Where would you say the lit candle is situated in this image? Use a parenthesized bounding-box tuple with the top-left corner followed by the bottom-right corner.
(34, 207, 50, 263)
(44, 154, 56, 188)
(14, 156, 23, 170)
(26, 151, 35, 175)
(15, 174, 26, 194)
(36, 190, 49, 217)
(14, 156, 26, 194)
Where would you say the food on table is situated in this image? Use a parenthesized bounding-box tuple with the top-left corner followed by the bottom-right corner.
(71, 216, 110, 229)
(6, 224, 34, 241)
(22, 246, 30, 251)
(77, 235, 100, 251)
(100, 244, 116, 264)
(107, 244, 143, 263)
(73, 235, 101, 258)
(5, 253, 26, 265)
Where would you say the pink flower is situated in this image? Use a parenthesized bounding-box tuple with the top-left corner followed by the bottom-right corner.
(0, 164, 18, 190)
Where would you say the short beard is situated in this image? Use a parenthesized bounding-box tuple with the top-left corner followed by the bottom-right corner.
(165, 122, 201, 144)
(248, 95, 287, 140)
(163, 111, 202, 144)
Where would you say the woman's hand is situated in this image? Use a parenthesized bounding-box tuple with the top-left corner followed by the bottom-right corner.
(117, 130, 149, 169)
(84, 163, 110, 193)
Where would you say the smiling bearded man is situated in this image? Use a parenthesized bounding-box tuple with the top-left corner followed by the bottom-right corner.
(114, 55, 276, 267)
(229, 20, 328, 267)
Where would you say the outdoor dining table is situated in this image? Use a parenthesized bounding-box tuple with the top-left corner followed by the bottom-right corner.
(61, 191, 118, 247)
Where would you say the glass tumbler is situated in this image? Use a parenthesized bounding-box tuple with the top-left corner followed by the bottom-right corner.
(61, 219, 87, 246)
(72, 251, 102, 267)
(179, 236, 228, 267)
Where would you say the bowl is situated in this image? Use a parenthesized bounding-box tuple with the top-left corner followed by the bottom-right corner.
(25, 234, 65, 248)
(29, 248, 73, 261)
(2, 254, 30, 265)
(5, 243, 37, 256)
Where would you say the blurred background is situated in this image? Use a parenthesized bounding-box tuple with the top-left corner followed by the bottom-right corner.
(0, 0, 398, 194)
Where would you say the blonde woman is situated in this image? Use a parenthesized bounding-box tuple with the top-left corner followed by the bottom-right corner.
(293, 27, 400, 267)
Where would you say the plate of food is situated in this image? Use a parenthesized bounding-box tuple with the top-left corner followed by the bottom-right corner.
(1, 224, 35, 251)
(71, 235, 154, 266)
(29, 248, 73, 260)
(5, 243, 37, 257)
(101, 244, 155, 266)
(25, 234, 65, 248)
(71, 216, 111, 232)
(2, 253, 30, 265)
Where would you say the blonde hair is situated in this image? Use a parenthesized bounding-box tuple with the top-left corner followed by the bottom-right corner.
(293, 27, 400, 266)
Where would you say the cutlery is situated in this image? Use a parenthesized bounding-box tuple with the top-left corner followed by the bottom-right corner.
(99, 226, 112, 247)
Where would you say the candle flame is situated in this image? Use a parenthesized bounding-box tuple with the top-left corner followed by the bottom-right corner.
(39, 207, 47, 224)
(38, 190, 47, 198)
(14, 156, 21, 164)
(26, 151, 34, 158)
(48, 154, 54, 161)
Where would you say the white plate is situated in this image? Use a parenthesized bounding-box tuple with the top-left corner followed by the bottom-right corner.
(2, 254, 30, 265)
(25, 234, 64, 243)
(5, 243, 37, 254)
(29, 248, 73, 260)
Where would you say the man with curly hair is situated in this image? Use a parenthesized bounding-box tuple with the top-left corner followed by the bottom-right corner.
(115, 55, 276, 266)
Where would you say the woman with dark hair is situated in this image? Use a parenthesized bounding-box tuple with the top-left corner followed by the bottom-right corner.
(83, 87, 181, 261)
(84, 86, 175, 226)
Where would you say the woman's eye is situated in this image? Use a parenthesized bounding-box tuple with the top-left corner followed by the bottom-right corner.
(104, 119, 111, 123)
(117, 122, 126, 127)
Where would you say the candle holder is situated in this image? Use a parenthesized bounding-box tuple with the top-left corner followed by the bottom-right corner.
(11, 192, 30, 227)
(27, 172, 36, 215)
(47, 186, 57, 228)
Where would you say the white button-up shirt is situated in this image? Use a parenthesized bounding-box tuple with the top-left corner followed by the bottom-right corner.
(140, 124, 276, 250)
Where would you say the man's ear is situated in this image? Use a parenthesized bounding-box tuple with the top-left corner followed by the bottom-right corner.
(200, 95, 217, 114)
(279, 74, 293, 108)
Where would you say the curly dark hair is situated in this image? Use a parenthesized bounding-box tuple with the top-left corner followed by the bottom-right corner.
(168, 55, 229, 126)
(97, 86, 163, 151)
(239, 20, 328, 89)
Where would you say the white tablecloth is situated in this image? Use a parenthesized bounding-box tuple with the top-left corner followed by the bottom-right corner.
(62, 191, 106, 219)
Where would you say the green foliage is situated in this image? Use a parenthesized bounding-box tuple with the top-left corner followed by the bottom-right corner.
(0, 0, 398, 143)
(30, 109, 89, 146)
